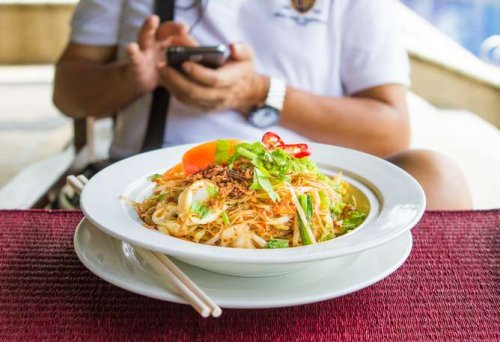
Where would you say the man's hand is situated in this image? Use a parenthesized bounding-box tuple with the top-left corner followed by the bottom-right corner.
(125, 16, 195, 96)
(159, 43, 268, 113)
(54, 16, 197, 119)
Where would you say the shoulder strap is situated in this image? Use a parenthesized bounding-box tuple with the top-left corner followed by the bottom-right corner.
(141, 0, 175, 151)
(155, 0, 175, 22)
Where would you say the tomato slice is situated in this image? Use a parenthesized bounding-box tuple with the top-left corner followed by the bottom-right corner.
(262, 132, 285, 149)
(181, 139, 240, 175)
(280, 144, 311, 158)
(182, 141, 217, 175)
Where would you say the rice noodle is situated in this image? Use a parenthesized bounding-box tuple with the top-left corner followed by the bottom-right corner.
(133, 161, 363, 248)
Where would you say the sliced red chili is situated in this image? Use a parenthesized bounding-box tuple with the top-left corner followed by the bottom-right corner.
(262, 132, 284, 149)
(261, 132, 311, 158)
(280, 144, 311, 158)
(291, 150, 311, 158)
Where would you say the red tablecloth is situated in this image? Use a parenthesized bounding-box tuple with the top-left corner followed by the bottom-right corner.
(0, 210, 498, 341)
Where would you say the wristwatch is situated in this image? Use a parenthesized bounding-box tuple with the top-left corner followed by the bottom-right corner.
(248, 77, 287, 128)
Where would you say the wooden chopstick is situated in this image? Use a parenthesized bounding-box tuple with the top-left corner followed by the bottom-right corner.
(67, 175, 84, 194)
(153, 252, 222, 317)
(66, 174, 222, 318)
(77, 174, 89, 185)
(134, 247, 211, 318)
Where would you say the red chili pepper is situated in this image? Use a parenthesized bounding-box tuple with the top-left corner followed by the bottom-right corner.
(280, 144, 311, 158)
(262, 132, 284, 149)
(261, 132, 311, 158)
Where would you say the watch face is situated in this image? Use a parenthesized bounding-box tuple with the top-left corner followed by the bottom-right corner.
(248, 107, 280, 128)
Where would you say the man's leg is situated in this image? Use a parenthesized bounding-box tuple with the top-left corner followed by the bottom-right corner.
(387, 150, 473, 210)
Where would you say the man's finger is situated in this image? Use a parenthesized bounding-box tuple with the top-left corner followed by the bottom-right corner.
(183, 61, 249, 88)
(137, 15, 160, 50)
(181, 62, 232, 87)
(167, 34, 198, 47)
(156, 22, 188, 41)
(230, 43, 254, 61)
(126, 42, 143, 66)
(156, 32, 199, 52)
(159, 67, 224, 104)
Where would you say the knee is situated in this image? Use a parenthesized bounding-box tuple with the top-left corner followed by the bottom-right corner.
(388, 150, 473, 210)
(389, 150, 455, 180)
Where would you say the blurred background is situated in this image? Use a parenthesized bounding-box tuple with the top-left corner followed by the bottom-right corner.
(0, 0, 499, 209)
(403, 0, 500, 62)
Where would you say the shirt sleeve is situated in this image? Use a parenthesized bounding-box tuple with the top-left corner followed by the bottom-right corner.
(340, 0, 410, 95)
(70, 0, 125, 45)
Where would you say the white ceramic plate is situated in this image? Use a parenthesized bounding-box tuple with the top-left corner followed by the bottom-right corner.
(80, 142, 424, 276)
(74, 218, 413, 308)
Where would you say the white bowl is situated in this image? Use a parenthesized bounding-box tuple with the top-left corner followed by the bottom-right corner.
(80, 142, 425, 277)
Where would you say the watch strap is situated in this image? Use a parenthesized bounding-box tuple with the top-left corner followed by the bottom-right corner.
(264, 77, 286, 112)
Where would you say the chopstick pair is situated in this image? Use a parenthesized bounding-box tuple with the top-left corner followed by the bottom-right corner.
(66, 174, 222, 318)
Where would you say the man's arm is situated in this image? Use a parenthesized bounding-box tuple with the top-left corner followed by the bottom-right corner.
(280, 84, 410, 157)
(160, 43, 410, 158)
(53, 43, 137, 119)
(53, 16, 193, 119)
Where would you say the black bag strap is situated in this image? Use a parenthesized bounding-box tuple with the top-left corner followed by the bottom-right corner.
(141, 0, 175, 151)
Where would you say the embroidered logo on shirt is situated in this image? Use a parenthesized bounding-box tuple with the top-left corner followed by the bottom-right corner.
(291, 0, 316, 14)
(274, 0, 325, 26)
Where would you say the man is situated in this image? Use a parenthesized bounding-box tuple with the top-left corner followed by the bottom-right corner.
(53, 0, 472, 209)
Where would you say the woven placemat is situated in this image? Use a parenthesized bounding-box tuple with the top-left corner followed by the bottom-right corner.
(0, 210, 498, 341)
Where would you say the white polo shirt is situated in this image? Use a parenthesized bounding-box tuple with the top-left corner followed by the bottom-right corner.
(70, 0, 410, 158)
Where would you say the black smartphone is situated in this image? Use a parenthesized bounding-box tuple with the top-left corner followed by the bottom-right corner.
(167, 45, 229, 70)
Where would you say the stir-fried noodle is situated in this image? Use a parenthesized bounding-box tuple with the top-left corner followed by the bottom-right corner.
(133, 134, 367, 249)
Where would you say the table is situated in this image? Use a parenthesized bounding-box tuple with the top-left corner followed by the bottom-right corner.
(1, 210, 498, 341)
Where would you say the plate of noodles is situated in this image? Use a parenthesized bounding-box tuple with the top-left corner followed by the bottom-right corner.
(81, 132, 425, 277)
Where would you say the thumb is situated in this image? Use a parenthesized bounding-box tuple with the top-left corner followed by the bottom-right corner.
(230, 43, 253, 61)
